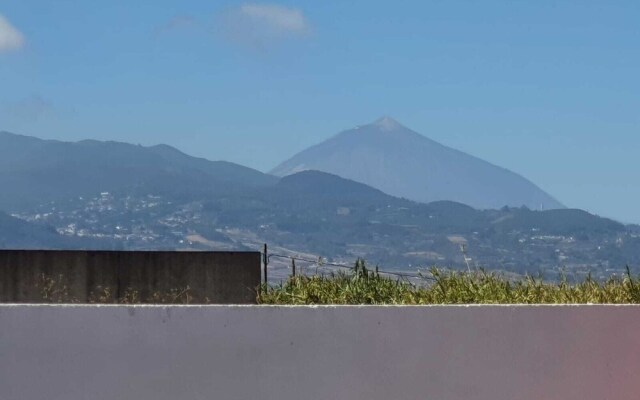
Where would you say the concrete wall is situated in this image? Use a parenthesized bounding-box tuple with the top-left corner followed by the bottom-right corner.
(0, 250, 260, 304)
(1, 305, 639, 400)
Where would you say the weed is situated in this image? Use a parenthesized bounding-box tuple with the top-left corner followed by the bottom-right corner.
(258, 261, 640, 305)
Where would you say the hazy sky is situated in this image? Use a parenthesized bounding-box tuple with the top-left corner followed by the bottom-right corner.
(0, 1, 638, 223)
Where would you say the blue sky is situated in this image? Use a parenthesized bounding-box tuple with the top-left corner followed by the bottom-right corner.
(0, 1, 638, 223)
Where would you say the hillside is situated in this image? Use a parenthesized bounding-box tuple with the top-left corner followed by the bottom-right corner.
(200, 171, 630, 273)
(0, 131, 276, 212)
(271, 117, 564, 210)
(0, 211, 105, 249)
(0, 131, 635, 277)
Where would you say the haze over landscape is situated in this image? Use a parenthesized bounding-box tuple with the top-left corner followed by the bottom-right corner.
(2, 2, 639, 224)
(4, 4, 640, 400)
(0, 128, 638, 281)
(1, 1, 639, 278)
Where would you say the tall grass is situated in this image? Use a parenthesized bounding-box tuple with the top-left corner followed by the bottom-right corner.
(258, 261, 640, 305)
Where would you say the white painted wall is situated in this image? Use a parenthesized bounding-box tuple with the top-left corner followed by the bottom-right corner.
(1, 305, 639, 400)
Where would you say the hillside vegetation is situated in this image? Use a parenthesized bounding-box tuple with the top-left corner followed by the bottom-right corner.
(258, 261, 640, 305)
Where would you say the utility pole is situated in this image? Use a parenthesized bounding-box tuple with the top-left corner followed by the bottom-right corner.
(263, 243, 268, 284)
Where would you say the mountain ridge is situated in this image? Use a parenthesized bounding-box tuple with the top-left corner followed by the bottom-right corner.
(0, 130, 276, 212)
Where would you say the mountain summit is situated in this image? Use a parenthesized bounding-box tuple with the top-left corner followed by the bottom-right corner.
(271, 117, 564, 210)
(372, 116, 404, 131)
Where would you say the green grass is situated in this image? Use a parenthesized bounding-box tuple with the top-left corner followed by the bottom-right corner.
(258, 260, 640, 305)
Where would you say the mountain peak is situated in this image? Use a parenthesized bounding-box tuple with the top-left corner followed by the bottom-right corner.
(371, 116, 404, 131)
(271, 118, 565, 210)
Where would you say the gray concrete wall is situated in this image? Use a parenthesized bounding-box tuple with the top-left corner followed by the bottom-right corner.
(0, 250, 260, 304)
(1, 305, 639, 400)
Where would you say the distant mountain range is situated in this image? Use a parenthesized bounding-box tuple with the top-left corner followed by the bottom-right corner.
(0, 128, 637, 278)
(0, 131, 275, 212)
(272, 117, 564, 210)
